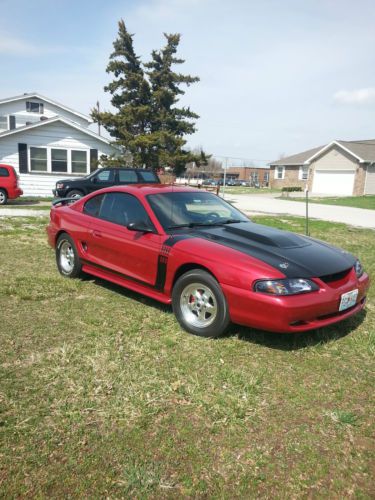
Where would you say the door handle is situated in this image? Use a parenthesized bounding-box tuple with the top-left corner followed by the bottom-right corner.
(91, 230, 102, 238)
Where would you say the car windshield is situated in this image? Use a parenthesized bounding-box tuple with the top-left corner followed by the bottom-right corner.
(147, 191, 249, 230)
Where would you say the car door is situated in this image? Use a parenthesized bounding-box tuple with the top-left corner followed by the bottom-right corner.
(84, 192, 163, 287)
(87, 169, 116, 193)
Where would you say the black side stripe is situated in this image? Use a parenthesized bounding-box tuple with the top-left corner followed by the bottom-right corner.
(154, 234, 196, 292)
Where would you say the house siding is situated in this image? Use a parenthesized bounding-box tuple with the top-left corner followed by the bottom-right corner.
(0, 121, 116, 196)
(364, 165, 375, 194)
(309, 145, 358, 171)
(0, 98, 90, 129)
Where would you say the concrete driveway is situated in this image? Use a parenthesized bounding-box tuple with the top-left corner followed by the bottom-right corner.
(225, 193, 375, 229)
(0, 194, 374, 229)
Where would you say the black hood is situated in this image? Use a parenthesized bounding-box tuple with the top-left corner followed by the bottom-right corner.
(181, 222, 356, 279)
(56, 176, 85, 184)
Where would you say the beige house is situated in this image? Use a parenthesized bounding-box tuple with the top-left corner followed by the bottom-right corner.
(269, 140, 375, 195)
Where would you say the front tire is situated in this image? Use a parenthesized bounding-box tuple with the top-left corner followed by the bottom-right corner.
(56, 234, 82, 278)
(172, 269, 230, 338)
(66, 189, 84, 199)
(0, 189, 8, 205)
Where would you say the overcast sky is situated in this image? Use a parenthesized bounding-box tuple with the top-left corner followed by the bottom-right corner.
(1, 0, 375, 164)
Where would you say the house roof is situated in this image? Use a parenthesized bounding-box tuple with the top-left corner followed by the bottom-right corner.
(270, 139, 375, 166)
(0, 116, 114, 146)
(0, 93, 92, 123)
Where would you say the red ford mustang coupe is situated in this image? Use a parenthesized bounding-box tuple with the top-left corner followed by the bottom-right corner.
(47, 185, 370, 338)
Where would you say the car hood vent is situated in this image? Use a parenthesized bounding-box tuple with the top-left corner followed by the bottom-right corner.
(224, 223, 309, 249)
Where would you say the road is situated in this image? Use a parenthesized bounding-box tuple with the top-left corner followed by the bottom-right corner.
(225, 193, 375, 229)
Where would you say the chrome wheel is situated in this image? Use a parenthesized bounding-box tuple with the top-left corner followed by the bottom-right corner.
(180, 282, 218, 328)
(59, 240, 75, 274)
(0, 191, 6, 205)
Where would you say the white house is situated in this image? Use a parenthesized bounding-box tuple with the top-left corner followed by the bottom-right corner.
(0, 93, 118, 196)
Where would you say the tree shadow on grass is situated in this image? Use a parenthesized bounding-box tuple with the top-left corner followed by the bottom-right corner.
(226, 309, 367, 351)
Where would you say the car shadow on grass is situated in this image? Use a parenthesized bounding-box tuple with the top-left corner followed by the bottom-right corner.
(80, 274, 367, 350)
(80, 274, 172, 313)
(228, 310, 367, 351)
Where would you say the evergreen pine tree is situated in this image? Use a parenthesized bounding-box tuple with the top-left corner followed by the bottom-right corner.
(91, 19, 153, 167)
(92, 21, 207, 173)
(145, 33, 203, 173)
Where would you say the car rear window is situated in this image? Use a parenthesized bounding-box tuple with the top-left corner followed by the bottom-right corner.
(0, 167, 10, 177)
(138, 171, 159, 183)
(118, 170, 138, 183)
(83, 194, 105, 217)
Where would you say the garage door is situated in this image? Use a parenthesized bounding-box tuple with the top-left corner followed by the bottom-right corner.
(312, 170, 355, 195)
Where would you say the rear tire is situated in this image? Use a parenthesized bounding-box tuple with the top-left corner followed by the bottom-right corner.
(56, 233, 82, 278)
(0, 189, 8, 205)
(66, 189, 84, 199)
(172, 269, 230, 338)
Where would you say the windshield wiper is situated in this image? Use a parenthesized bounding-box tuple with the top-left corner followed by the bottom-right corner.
(168, 222, 214, 229)
(213, 218, 243, 225)
(168, 219, 243, 230)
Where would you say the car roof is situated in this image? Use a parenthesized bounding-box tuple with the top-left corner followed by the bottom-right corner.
(90, 184, 203, 196)
(101, 167, 155, 171)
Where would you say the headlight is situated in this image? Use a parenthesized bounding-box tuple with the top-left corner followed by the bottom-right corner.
(354, 259, 363, 278)
(254, 278, 319, 295)
(56, 183, 64, 189)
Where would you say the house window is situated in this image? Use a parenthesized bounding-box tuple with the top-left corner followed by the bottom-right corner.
(276, 166, 285, 180)
(264, 172, 269, 183)
(299, 165, 309, 181)
(30, 147, 47, 171)
(71, 150, 88, 173)
(0, 116, 7, 130)
(28, 147, 91, 174)
(51, 149, 68, 172)
(26, 101, 44, 114)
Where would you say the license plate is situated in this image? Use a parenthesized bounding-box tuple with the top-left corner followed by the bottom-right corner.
(339, 289, 358, 311)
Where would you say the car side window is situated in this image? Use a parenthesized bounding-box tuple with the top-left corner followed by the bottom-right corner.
(118, 170, 138, 183)
(83, 194, 105, 217)
(98, 192, 154, 228)
(93, 169, 115, 183)
(0, 167, 10, 177)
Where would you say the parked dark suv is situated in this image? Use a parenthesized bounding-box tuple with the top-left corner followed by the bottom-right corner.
(53, 168, 160, 198)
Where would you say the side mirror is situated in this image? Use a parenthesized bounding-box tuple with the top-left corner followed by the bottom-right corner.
(92, 177, 98, 184)
(127, 221, 155, 233)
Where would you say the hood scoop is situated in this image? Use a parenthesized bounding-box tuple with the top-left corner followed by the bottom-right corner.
(224, 223, 310, 249)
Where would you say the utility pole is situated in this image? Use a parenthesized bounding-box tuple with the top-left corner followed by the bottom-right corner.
(222, 157, 228, 198)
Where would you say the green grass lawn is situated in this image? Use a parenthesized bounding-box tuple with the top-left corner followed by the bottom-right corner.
(222, 186, 280, 195)
(283, 195, 375, 210)
(0, 216, 374, 497)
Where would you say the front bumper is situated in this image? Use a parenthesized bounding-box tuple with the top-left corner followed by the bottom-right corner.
(223, 271, 370, 333)
(52, 189, 67, 198)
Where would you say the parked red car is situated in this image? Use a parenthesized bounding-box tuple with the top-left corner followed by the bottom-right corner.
(47, 185, 370, 338)
(0, 164, 23, 205)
